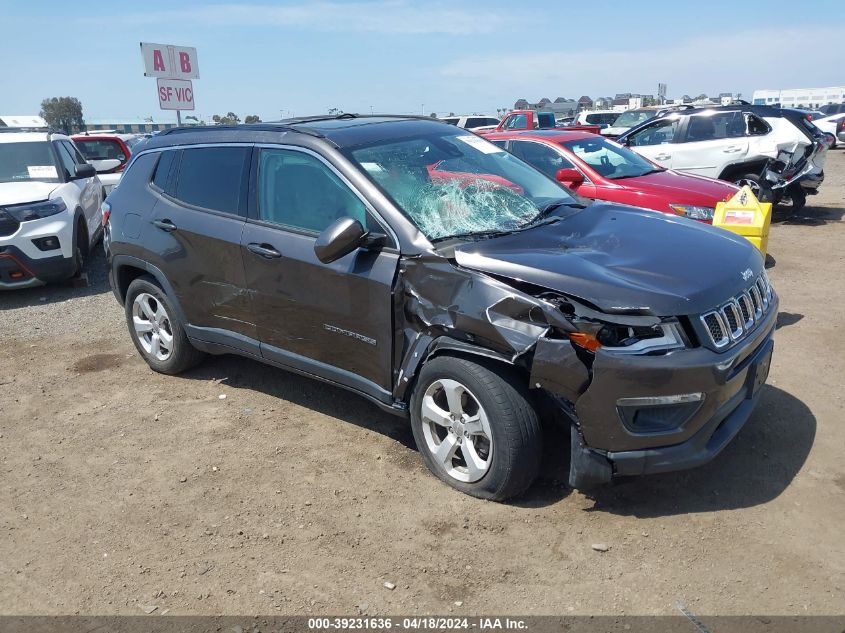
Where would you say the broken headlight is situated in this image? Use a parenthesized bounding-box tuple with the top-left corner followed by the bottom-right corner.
(569, 321, 687, 355)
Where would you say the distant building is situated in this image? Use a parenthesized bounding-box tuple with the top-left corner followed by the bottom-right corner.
(0, 115, 47, 128)
(752, 86, 845, 108)
(577, 95, 593, 110)
(83, 117, 183, 134)
(514, 98, 530, 110)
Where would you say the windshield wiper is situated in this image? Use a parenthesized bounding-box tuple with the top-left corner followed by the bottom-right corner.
(613, 167, 666, 180)
(521, 200, 586, 228)
(432, 228, 520, 242)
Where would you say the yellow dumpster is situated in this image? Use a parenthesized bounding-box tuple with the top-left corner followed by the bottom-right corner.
(712, 186, 772, 258)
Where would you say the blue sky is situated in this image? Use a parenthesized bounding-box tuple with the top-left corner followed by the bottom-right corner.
(1, 0, 843, 122)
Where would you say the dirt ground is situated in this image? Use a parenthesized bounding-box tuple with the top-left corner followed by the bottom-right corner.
(1, 151, 844, 617)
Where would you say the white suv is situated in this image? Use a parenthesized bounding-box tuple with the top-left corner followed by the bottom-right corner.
(439, 115, 501, 132)
(617, 106, 828, 206)
(0, 129, 104, 289)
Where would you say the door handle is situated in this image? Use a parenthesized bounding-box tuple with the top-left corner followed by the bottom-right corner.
(152, 219, 177, 232)
(655, 153, 671, 161)
(247, 242, 282, 259)
(723, 146, 743, 153)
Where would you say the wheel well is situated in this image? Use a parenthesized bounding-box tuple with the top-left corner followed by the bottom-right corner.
(718, 160, 768, 182)
(114, 265, 148, 302)
(75, 211, 89, 256)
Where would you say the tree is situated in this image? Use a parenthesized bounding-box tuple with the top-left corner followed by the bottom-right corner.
(244, 115, 261, 124)
(328, 107, 344, 115)
(40, 96, 85, 134)
(212, 112, 241, 125)
(429, 112, 437, 118)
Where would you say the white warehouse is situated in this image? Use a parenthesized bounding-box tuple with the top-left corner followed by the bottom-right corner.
(752, 86, 845, 109)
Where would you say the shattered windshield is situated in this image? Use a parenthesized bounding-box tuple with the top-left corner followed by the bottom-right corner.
(346, 130, 576, 241)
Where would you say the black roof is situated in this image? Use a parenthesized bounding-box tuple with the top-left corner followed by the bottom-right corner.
(137, 114, 452, 151)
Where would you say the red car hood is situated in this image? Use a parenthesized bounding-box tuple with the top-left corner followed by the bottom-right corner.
(614, 170, 738, 206)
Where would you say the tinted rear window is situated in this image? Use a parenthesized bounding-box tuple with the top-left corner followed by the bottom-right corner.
(173, 147, 249, 215)
(75, 139, 127, 162)
(152, 151, 176, 192)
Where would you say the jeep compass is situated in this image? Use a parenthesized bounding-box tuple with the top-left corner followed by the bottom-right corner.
(105, 115, 777, 500)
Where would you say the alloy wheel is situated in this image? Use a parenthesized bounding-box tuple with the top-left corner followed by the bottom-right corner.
(419, 378, 493, 483)
(132, 292, 174, 361)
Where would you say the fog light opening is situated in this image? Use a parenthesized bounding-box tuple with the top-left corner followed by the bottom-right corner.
(32, 236, 61, 251)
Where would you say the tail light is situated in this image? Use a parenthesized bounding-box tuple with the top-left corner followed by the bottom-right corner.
(101, 200, 111, 227)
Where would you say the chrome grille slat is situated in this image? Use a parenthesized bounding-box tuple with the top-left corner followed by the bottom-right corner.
(699, 274, 773, 349)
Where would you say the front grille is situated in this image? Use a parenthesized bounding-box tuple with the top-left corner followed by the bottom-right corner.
(699, 273, 774, 349)
(0, 208, 20, 237)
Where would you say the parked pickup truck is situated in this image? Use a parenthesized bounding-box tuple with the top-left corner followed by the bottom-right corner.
(477, 110, 601, 135)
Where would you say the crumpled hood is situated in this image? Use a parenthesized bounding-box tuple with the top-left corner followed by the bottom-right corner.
(453, 202, 764, 317)
(0, 182, 58, 207)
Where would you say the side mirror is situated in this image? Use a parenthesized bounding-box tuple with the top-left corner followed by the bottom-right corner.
(314, 217, 367, 264)
(73, 163, 96, 179)
(556, 168, 584, 187)
(90, 159, 122, 174)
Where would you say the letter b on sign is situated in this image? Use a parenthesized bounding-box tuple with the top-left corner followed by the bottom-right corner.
(179, 52, 191, 73)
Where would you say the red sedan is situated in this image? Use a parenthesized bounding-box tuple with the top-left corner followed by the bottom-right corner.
(485, 130, 738, 222)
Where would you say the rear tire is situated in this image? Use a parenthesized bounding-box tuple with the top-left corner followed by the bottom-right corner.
(410, 356, 542, 501)
(124, 275, 205, 375)
(733, 173, 774, 203)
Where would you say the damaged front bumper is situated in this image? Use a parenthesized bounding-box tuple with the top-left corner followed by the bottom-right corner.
(546, 295, 778, 488)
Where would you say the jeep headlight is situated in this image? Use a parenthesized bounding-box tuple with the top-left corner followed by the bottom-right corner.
(669, 204, 714, 221)
(6, 199, 67, 222)
(568, 321, 687, 355)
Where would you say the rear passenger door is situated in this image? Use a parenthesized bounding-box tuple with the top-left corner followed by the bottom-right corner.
(145, 145, 256, 340)
(671, 111, 750, 178)
(241, 146, 400, 397)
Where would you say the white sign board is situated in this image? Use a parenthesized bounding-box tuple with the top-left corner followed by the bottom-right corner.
(141, 42, 200, 79)
(157, 78, 195, 111)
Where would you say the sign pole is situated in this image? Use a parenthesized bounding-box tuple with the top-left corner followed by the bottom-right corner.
(177, 110, 182, 126)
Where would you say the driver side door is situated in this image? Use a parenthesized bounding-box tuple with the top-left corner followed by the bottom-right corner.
(242, 146, 400, 397)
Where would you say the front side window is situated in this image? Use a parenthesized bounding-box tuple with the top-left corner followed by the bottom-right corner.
(257, 148, 368, 233)
(345, 129, 578, 241)
(509, 140, 574, 179)
(0, 141, 60, 183)
(63, 141, 87, 165)
(627, 119, 679, 146)
(562, 137, 662, 179)
(173, 146, 249, 215)
(55, 142, 78, 179)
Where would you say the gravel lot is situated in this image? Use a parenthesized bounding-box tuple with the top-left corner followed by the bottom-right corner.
(1, 151, 844, 616)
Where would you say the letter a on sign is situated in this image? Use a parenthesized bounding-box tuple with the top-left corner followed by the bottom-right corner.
(141, 42, 200, 79)
(153, 49, 166, 72)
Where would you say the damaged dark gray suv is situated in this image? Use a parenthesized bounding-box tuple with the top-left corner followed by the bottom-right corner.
(104, 115, 777, 500)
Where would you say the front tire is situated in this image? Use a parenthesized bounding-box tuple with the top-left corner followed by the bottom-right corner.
(410, 356, 542, 501)
(124, 275, 205, 375)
